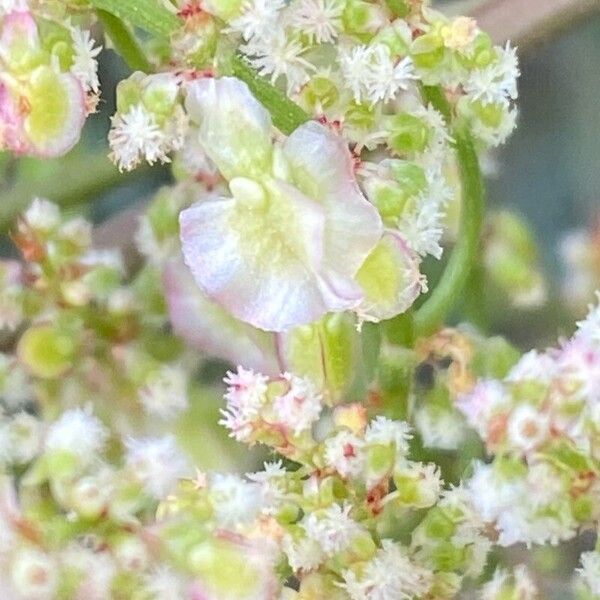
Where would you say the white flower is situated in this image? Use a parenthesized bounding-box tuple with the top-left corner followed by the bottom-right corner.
(365, 416, 411, 454)
(24, 198, 60, 232)
(302, 503, 362, 556)
(144, 566, 189, 600)
(247, 461, 287, 512)
(324, 430, 365, 478)
(45, 407, 108, 462)
(209, 473, 263, 527)
(456, 379, 509, 438)
(578, 551, 600, 596)
(342, 540, 433, 600)
(506, 404, 549, 453)
(0, 0, 28, 16)
(61, 545, 116, 600)
(288, 0, 344, 44)
(70, 26, 102, 93)
(505, 349, 556, 384)
(242, 30, 314, 93)
(7, 412, 42, 464)
(339, 45, 374, 103)
(576, 292, 600, 344)
(11, 547, 58, 599)
(398, 198, 446, 259)
(464, 42, 519, 106)
(366, 47, 416, 105)
(220, 367, 269, 442)
(108, 105, 169, 172)
(414, 404, 467, 450)
(125, 435, 188, 499)
(138, 364, 189, 420)
(272, 373, 322, 434)
(228, 0, 286, 41)
(282, 534, 325, 572)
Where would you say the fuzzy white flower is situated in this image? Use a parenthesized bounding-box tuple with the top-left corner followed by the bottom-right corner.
(220, 367, 269, 442)
(11, 547, 58, 599)
(210, 473, 263, 527)
(288, 0, 344, 44)
(366, 47, 416, 105)
(272, 373, 322, 434)
(70, 26, 102, 93)
(414, 404, 467, 450)
(24, 198, 60, 232)
(324, 429, 365, 478)
(45, 407, 108, 462)
(228, 0, 286, 41)
(342, 540, 433, 600)
(302, 503, 362, 556)
(125, 435, 188, 499)
(144, 566, 189, 600)
(398, 199, 446, 259)
(506, 404, 549, 453)
(282, 533, 325, 572)
(578, 551, 600, 596)
(247, 461, 287, 512)
(108, 105, 168, 172)
(138, 364, 189, 420)
(339, 45, 375, 103)
(365, 416, 411, 453)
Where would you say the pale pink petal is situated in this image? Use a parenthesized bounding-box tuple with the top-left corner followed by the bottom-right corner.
(185, 77, 274, 181)
(283, 121, 383, 278)
(163, 258, 280, 375)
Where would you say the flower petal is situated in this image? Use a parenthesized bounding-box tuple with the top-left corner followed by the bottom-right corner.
(355, 232, 424, 323)
(23, 66, 86, 157)
(283, 121, 383, 277)
(163, 258, 280, 375)
(185, 77, 273, 181)
(180, 177, 365, 331)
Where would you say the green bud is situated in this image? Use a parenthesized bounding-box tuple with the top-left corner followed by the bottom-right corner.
(343, 1, 387, 39)
(345, 101, 376, 130)
(18, 324, 77, 379)
(366, 444, 395, 481)
(411, 33, 445, 70)
(384, 0, 410, 18)
(387, 113, 432, 155)
(302, 75, 340, 110)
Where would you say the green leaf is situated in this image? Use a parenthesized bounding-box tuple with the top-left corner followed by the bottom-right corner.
(227, 55, 310, 135)
(89, 0, 180, 38)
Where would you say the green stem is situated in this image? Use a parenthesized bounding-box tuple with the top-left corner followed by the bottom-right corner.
(414, 87, 485, 337)
(97, 10, 153, 72)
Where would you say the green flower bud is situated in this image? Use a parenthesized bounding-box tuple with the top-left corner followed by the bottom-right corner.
(18, 324, 77, 379)
(343, 1, 387, 39)
(302, 75, 340, 110)
(387, 113, 432, 155)
(384, 0, 410, 18)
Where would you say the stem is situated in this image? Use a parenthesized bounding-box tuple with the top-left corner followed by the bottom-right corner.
(97, 10, 153, 73)
(414, 87, 485, 337)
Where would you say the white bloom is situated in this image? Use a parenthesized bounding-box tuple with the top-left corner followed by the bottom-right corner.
(578, 551, 600, 596)
(365, 416, 411, 453)
(398, 199, 446, 259)
(414, 404, 467, 450)
(464, 43, 519, 106)
(11, 547, 58, 599)
(0, 0, 28, 15)
(288, 0, 344, 44)
(366, 47, 416, 105)
(342, 540, 433, 600)
(339, 45, 374, 103)
(61, 545, 116, 600)
(209, 473, 263, 527)
(243, 30, 314, 93)
(24, 198, 60, 232)
(302, 503, 362, 556)
(506, 349, 556, 384)
(70, 26, 102, 93)
(557, 335, 600, 404)
(282, 534, 325, 572)
(456, 379, 509, 438)
(228, 0, 286, 41)
(324, 430, 365, 478)
(125, 435, 188, 499)
(7, 412, 42, 464)
(138, 364, 189, 419)
(108, 105, 169, 172)
(247, 461, 287, 512)
(506, 404, 549, 453)
(145, 566, 189, 600)
(272, 373, 322, 434)
(576, 292, 600, 344)
(45, 407, 108, 462)
(220, 367, 269, 442)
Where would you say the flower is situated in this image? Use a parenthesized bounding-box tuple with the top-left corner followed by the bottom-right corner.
(138, 364, 189, 420)
(70, 26, 102, 93)
(342, 540, 433, 600)
(288, 0, 344, 44)
(45, 407, 108, 463)
(272, 373, 322, 435)
(125, 435, 189, 499)
(302, 503, 362, 556)
(577, 551, 600, 596)
(324, 430, 364, 478)
(180, 76, 382, 331)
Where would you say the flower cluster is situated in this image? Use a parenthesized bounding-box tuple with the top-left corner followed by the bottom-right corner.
(457, 296, 600, 548)
(0, 1, 100, 156)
